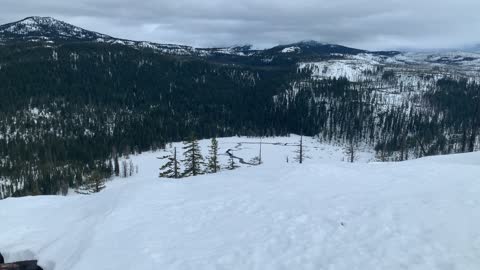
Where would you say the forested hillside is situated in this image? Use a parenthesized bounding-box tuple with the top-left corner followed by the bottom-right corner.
(0, 17, 479, 199)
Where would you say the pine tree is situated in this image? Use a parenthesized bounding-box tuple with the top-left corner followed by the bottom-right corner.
(182, 135, 205, 177)
(207, 138, 220, 173)
(159, 147, 180, 179)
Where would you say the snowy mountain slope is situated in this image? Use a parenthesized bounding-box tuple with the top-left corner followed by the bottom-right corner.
(0, 17, 391, 58)
(0, 17, 204, 56)
(299, 52, 480, 82)
(1, 136, 480, 270)
(294, 50, 480, 110)
(0, 16, 109, 43)
(270, 40, 367, 55)
(0, 17, 261, 57)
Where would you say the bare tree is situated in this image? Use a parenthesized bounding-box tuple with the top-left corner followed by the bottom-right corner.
(344, 139, 357, 163)
(257, 137, 263, 165)
(293, 135, 307, 164)
(122, 160, 128, 178)
(129, 160, 134, 176)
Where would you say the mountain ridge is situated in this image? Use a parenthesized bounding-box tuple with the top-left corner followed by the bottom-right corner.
(0, 16, 398, 57)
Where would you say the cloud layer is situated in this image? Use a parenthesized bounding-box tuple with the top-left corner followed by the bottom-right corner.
(1, 0, 479, 50)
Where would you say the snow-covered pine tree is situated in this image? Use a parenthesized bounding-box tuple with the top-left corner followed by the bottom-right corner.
(182, 135, 205, 177)
(207, 138, 220, 173)
(159, 147, 180, 179)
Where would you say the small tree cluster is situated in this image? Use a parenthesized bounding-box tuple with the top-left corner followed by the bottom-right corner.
(159, 136, 224, 179)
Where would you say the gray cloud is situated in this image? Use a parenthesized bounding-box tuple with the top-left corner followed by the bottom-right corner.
(1, 0, 479, 50)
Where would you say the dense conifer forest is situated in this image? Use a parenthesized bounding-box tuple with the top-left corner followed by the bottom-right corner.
(0, 40, 479, 199)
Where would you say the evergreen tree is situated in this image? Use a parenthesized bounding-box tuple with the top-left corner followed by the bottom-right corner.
(159, 147, 180, 179)
(207, 138, 220, 173)
(182, 135, 204, 177)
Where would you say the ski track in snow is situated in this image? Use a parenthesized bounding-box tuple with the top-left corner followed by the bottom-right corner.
(1, 136, 480, 270)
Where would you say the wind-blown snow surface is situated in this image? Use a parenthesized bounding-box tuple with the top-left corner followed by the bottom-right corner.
(1, 136, 480, 270)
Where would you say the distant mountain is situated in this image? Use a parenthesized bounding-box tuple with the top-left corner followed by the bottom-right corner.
(0, 16, 109, 43)
(0, 16, 396, 60)
(0, 16, 201, 55)
(268, 40, 367, 55)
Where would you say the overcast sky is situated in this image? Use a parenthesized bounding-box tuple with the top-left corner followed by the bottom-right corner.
(1, 0, 479, 50)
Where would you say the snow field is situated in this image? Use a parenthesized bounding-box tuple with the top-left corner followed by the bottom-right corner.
(1, 136, 480, 270)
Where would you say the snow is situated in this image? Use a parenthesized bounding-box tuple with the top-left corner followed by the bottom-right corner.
(299, 56, 378, 82)
(1, 136, 480, 270)
(281, 46, 301, 53)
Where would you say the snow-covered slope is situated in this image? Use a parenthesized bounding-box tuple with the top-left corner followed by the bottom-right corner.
(298, 54, 381, 82)
(299, 52, 480, 82)
(0, 16, 109, 43)
(294, 51, 480, 110)
(0, 16, 231, 56)
(1, 136, 479, 270)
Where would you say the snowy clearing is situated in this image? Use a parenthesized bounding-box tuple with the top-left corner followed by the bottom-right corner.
(1, 136, 480, 270)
